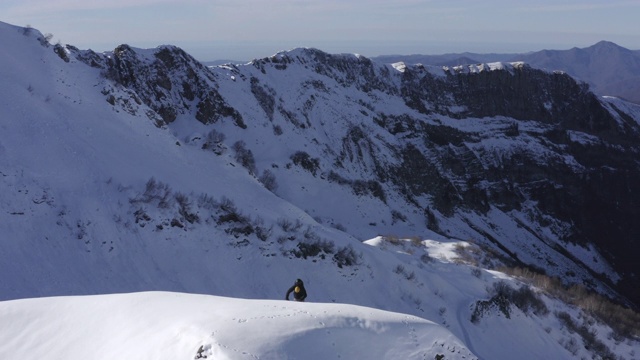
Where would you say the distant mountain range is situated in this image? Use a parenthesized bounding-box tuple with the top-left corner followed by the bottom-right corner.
(372, 41, 640, 104)
(206, 41, 640, 104)
(516, 41, 640, 104)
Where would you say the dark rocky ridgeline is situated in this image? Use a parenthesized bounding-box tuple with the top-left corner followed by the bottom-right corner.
(257, 48, 398, 95)
(75, 44, 244, 128)
(400, 63, 622, 134)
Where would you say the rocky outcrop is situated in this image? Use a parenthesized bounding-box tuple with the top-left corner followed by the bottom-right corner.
(76, 44, 245, 127)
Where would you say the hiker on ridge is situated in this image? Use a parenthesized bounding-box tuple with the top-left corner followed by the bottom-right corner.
(285, 278, 307, 302)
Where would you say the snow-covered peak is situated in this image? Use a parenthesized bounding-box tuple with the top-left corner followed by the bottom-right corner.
(0, 21, 44, 45)
(448, 61, 528, 74)
(263, 47, 373, 67)
(391, 61, 407, 72)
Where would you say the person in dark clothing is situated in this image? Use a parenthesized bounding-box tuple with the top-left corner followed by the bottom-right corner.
(285, 278, 307, 302)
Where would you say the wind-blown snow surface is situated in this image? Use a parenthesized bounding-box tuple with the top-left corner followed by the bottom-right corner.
(1, 21, 639, 359)
(0, 291, 474, 360)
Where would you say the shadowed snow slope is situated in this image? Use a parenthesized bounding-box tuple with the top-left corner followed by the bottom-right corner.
(0, 291, 475, 360)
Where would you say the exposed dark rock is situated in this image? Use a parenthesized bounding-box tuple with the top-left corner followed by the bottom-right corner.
(91, 44, 244, 127)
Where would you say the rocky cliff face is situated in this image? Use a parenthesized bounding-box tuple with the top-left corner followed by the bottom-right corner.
(71, 44, 245, 128)
(75, 45, 640, 307)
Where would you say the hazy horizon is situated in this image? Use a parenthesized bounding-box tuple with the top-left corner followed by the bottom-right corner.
(2, 0, 639, 62)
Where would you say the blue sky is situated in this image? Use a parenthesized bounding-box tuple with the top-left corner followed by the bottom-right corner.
(2, 0, 639, 61)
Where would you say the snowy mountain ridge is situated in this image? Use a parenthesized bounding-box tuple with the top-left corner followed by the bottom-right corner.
(1, 21, 640, 359)
(373, 40, 640, 105)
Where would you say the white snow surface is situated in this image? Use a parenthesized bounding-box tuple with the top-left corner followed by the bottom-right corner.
(1, 21, 639, 360)
(0, 291, 474, 360)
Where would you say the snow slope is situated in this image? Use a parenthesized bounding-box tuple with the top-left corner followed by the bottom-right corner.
(0, 291, 475, 360)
